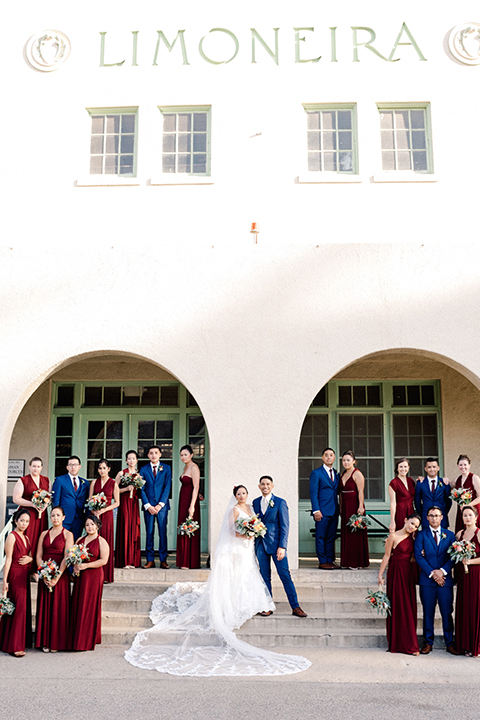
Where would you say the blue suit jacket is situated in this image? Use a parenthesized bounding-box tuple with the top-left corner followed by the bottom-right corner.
(253, 494, 289, 555)
(51, 474, 89, 531)
(139, 463, 172, 510)
(415, 477, 452, 529)
(414, 527, 455, 587)
(309, 465, 339, 517)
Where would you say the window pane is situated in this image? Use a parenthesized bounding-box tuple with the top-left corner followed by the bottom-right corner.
(308, 132, 321, 151)
(90, 135, 104, 154)
(123, 386, 141, 405)
(91, 116, 104, 134)
(160, 385, 179, 406)
(367, 386, 381, 406)
(397, 152, 411, 170)
(393, 386, 407, 406)
(311, 387, 327, 407)
(421, 386, 435, 405)
(382, 152, 395, 171)
(380, 111, 393, 130)
(84, 387, 102, 406)
(193, 133, 207, 152)
(381, 131, 394, 150)
(411, 131, 426, 150)
(105, 135, 119, 154)
(352, 386, 366, 406)
(90, 156, 103, 174)
(162, 155, 175, 173)
(189, 416, 206, 435)
(106, 116, 120, 133)
(163, 134, 176, 153)
(323, 152, 336, 171)
(57, 386, 74, 407)
(322, 111, 336, 130)
(106, 440, 122, 457)
(339, 132, 352, 150)
(121, 134, 135, 153)
(338, 386, 351, 406)
(119, 156, 134, 174)
(163, 114, 176, 132)
(137, 420, 155, 439)
(178, 154, 191, 173)
(337, 110, 352, 130)
(178, 135, 191, 153)
(193, 113, 207, 131)
(395, 111, 409, 130)
(396, 129, 410, 150)
(142, 386, 159, 405)
(413, 152, 427, 171)
(339, 152, 353, 171)
(307, 112, 320, 130)
(410, 110, 425, 129)
(122, 114, 136, 132)
(308, 153, 321, 171)
(106, 420, 123, 439)
(178, 114, 192, 132)
(56, 415, 73, 435)
(193, 154, 207, 173)
(407, 386, 421, 406)
(323, 132, 336, 151)
(104, 386, 121, 405)
(156, 420, 174, 438)
(105, 155, 118, 174)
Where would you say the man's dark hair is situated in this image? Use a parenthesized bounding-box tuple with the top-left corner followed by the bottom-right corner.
(322, 448, 335, 455)
(259, 475, 273, 483)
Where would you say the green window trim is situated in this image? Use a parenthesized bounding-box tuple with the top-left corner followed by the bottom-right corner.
(377, 102, 433, 174)
(303, 103, 359, 175)
(158, 105, 212, 177)
(87, 106, 139, 178)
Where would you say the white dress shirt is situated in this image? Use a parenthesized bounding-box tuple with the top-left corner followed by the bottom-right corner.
(261, 493, 272, 514)
(144, 463, 164, 511)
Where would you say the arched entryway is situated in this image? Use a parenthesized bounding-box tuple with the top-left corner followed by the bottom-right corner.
(7, 352, 209, 553)
(298, 349, 480, 555)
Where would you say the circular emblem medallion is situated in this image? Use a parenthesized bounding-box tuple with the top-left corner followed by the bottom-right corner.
(448, 23, 480, 65)
(25, 30, 71, 72)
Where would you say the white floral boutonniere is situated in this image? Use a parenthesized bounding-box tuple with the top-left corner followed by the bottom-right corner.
(269, 499, 274, 508)
(159, 466, 163, 472)
(441, 532, 447, 541)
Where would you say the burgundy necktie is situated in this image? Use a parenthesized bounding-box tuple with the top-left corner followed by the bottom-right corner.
(330, 469, 334, 483)
(153, 465, 157, 478)
(74, 477, 78, 492)
(431, 479, 435, 493)
(434, 530, 438, 545)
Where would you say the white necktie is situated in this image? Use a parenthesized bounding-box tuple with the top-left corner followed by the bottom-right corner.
(262, 497, 268, 514)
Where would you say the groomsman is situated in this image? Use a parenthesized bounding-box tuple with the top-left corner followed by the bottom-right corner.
(140, 446, 172, 569)
(309, 448, 340, 569)
(51, 456, 89, 540)
(415, 457, 452, 529)
(253, 476, 307, 617)
(414, 505, 457, 655)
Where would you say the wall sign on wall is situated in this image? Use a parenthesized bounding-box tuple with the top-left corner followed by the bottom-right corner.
(448, 23, 480, 65)
(25, 30, 71, 72)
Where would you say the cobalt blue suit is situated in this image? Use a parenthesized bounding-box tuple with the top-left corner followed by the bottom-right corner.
(140, 463, 172, 563)
(51, 474, 89, 541)
(415, 477, 452, 529)
(252, 494, 299, 610)
(309, 465, 339, 564)
(414, 526, 455, 647)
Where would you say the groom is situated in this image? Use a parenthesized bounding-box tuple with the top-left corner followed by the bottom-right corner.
(253, 476, 307, 617)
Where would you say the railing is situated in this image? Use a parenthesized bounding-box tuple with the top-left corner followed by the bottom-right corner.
(0, 517, 13, 572)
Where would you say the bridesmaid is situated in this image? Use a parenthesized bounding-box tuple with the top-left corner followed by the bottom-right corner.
(69, 515, 109, 651)
(35, 506, 74, 653)
(452, 455, 480, 533)
(0, 509, 33, 656)
(176, 445, 201, 569)
(388, 458, 416, 532)
(454, 505, 480, 656)
(339, 451, 369, 569)
(12, 456, 50, 570)
(89, 458, 119, 583)
(378, 514, 421, 655)
(115, 450, 141, 569)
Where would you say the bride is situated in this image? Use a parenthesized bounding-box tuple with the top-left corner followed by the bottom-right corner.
(124, 484, 311, 676)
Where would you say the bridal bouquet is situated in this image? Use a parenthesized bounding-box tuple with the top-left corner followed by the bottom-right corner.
(177, 517, 200, 537)
(120, 473, 145, 499)
(85, 492, 108, 512)
(449, 488, 473, 506)
(37, 559, 61, 593)
(0, 595, 15, 616)
(235, 514, 267, 539)
(65, 543, 91, 576)
(31, 489, 52, 514)
(347, 513, 369, 532)
(448, 539, 476, 574)
(365, 589, 391, 616)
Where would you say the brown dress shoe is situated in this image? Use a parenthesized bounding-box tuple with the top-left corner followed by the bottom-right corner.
(420, 643, 433, 654)
(292, 607, 308, 617)
(319, 562, 334, 569)
(259, 610, 273, 617)
(160, 561, 169, 569)
(143, 561, 156, 569)
(446, 645, 459, 655)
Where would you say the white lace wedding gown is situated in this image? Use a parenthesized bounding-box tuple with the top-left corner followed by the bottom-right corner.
(124, 505, 311, 676)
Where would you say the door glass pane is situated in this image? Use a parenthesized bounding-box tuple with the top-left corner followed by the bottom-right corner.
(393, 414, 438, 474)
(339, 414, 384, 501)
(298, 414, 328, 500)
(138, 420, 155, 439)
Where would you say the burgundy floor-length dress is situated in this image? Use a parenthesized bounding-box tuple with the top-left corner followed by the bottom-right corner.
(35, 528, 70, 651)
(176, 475, 201, 569)
(0, 531, 32, 654)
(92, 477, 115, 582)
(69, 536, 103, 651)
(454, 530, 480, 656)
(115, 469, 141, 568)
(21, 474, 49, 558)
(389, 476, 415, 530)
(339, 470, 369, 568)
(386, 535, 419, 654)
(454, 474, 480, 533)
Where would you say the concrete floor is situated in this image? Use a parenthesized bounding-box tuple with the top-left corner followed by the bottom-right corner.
(0, 644, 476, 720)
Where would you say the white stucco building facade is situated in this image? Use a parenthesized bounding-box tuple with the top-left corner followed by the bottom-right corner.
(2, 1, 480, 564)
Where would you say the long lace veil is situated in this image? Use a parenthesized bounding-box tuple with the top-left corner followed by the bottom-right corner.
(124, 494, 311, 676)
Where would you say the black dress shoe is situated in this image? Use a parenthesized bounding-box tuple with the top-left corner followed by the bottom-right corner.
(446, 645, 459, 655)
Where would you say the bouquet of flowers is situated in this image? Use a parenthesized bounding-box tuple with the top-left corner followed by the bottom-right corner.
(235, 514, 267, 539)
(65, 543, 91, 576)
(347, 513, 369, 532)
(448, 539, 476, 574)
(0, 595, 15, 616)
(177, 517, 200, 537)
(37, 559, 60, 593)
(85, 492, 108, 512)
(31, 489, 52, 514)
(449, 488, 473, 507)
(365, 589, 391, 616)
(119, 473, 145, 499)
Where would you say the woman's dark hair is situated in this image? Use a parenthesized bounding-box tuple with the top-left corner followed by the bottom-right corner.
(51, 505, 65, 516)
(342, 450, 356, 465)
(12, 508, 30, 526)
(462, 505, 479, 518)
(85, 513, 102, 530)
(233, 485, 248, 497)
(97, 458, 111, 471)
(406, 513, 421, 524)
(457, 454, 471, 465)
(125, 450, 138, 460)
(394, 458, 410, 476)
(180, 445, 194, 455)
